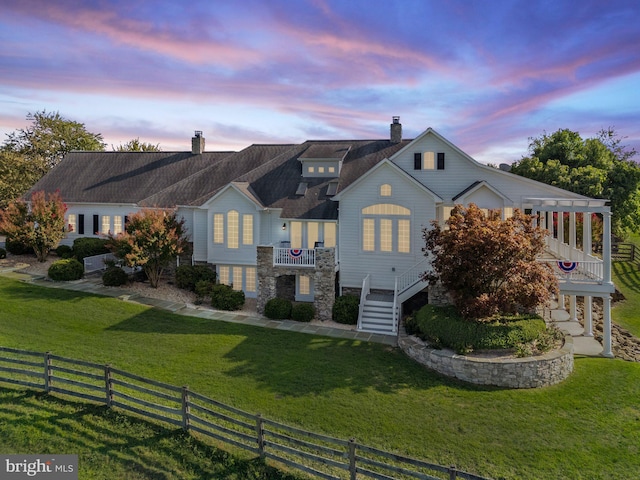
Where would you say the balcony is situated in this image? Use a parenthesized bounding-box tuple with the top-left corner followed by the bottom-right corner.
(273, 247, 316, 267)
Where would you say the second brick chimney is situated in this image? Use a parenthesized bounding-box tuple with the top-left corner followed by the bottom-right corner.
(390, 116, 402, 143)
(192, 131, 205, 154)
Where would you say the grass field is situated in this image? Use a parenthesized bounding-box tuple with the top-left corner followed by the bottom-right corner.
(0, 275, 639, 479)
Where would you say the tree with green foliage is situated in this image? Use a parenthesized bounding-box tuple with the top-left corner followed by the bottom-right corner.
(107, 209, 189, 288)
(511, 128, 640, 238)
(423, 204, 558, 320)
(1, 111, 105, 207)
(0, 190, 68, 262)
(113, 138, 161, 152)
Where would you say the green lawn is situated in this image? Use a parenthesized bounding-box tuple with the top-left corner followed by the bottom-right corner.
(0, 276, 639, 479)
(612, 260, 640, 336)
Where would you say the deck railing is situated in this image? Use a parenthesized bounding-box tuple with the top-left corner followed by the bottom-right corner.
(273, 248, 316, 267)
(538, 259, 603, 283)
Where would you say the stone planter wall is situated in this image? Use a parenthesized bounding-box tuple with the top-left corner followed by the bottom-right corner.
(398, 328, 574, 389)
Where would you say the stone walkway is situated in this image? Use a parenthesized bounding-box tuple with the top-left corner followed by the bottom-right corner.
(0, 268, 397, 346)
(545, 301, 604, 357)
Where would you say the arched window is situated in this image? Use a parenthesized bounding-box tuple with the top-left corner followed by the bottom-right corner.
(361, 204, 411, 253)
(380, 184, 392, 197)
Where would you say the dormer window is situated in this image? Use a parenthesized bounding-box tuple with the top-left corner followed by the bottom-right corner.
(380, 184, 392, 197)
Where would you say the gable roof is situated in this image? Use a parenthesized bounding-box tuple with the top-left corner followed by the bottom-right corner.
(453, 180, 513, 204)
(27, 150, 234, 205)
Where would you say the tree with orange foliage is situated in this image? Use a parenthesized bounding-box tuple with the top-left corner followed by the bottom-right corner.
(107, 209, 189, 288)
(423, 204, 558, 320)
(0, 190, 67, 262)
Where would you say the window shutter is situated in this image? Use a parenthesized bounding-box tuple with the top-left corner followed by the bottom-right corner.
(93, 215, 99, 235)
(414, 153, 422, 170)
(437, 152, 445, 170)
(78, 214, 85, 235)
(124, 216, 129, 225)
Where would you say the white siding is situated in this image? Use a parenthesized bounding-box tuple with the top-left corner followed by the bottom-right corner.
(192, 209, 208, 262)
(391, 132, 585, 206)
(338, 163, 436, 291)
(62, 203, 140, 246)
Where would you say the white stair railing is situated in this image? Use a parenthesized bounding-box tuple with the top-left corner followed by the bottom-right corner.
(392, 277, 399, 334)
(396, 258, 429, 295)
(357, 274, 370, 331)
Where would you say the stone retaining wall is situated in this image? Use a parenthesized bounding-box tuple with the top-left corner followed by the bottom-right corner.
(398, 329, 574, 389)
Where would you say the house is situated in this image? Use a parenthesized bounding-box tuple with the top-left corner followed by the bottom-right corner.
(27, 119, 616, 356)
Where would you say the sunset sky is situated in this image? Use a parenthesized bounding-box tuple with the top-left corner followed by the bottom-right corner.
(1, 0, 639, 164)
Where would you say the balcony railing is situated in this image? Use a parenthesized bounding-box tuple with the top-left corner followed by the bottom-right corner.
(273, 248, 316, 267)
(538, 259, 603, 283)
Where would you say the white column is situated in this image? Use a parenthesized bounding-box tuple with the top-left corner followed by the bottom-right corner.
(583, 296, 593, 336)
(569, 211, 576, 252)
(583, 212, 592, 258)
(559, 293, 565, 310)
(569, 295, 577, 321)
(603, 211, 612, 286)
(602, 295, 614, 358)
(557, 210, 564, 246)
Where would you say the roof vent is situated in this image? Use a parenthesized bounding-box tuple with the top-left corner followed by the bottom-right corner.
(295, 182, 308, 196)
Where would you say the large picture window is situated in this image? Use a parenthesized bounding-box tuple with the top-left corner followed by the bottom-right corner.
(361, 203, 411, 253)
(227, 211, 239, 248)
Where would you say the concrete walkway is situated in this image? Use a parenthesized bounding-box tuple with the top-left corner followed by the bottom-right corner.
(0, 268, 397, 346)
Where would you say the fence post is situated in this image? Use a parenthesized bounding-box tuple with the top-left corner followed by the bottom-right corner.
(181, 386, 190, 432)
(448, 464, 458, 480)
(255, 414, 265, 459)
(348, 438, 357, 480)
(43, 352, 52, 393)
(104, 364, 113, 408)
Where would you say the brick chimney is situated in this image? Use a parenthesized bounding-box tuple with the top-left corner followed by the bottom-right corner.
(192, 131, 205, 154)
(390, 116, 402, 143)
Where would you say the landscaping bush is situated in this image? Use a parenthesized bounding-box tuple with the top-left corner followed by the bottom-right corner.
(55, 245, 74, 259)
(102, 266, 129, 287)
(291, 303, 315, 322)
(414, 304, 548, 354)
(332, 295, 359, 325)
(211, 284, 245, 311)
(48, 258, 84, 281)
(5, 237, 34, 255)
(0, 248, 6, 259)
(175, 265, 216, 291)
(194, 280, 214, 305)
(264, 298, 292, 319)
(73, 238, 110, 260)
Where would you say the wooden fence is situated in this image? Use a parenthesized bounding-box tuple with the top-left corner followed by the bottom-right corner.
(0, 346, 492, 480)
(612, 243, 639, 265)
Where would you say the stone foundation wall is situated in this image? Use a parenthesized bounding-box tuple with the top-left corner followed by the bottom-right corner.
(256, 246, 336, 321)
(398, 327, 574, 389)
(427, 282, 452, 306)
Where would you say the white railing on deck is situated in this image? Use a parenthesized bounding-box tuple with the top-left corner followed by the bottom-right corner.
(357, 274, 370, 331)
(538, 259, 603, 283)
(273, 248, 315, 267)
(83, 253, 117, 273)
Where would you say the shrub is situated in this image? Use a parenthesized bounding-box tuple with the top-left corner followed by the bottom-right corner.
(102, 266, 129, 287)
(48, 258, 84, 281)
(211, 284, 245, 311)
(0, 247, 6, 259)
(56, 245, 74, 259)
(175, 265, 216, 291)
(292, 303, 315, 322)
(332, 295, 359, 325)
(5, 237, 34, 255)
(73, 238, 109, 260)
(194, 280, 214, 305)
(264, 298, 292, 319)
(403, 314, 419, 335)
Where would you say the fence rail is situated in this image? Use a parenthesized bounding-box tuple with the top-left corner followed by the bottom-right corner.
(0, 346, 492, 480)
(612, 242, 639, 264)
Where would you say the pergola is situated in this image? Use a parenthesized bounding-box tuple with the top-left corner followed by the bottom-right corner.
(527, 198, 615, 357)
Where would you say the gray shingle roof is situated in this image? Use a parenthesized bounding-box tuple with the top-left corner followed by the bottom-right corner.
(28, 138, 413, 220)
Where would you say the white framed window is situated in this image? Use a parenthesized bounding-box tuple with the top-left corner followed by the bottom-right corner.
(328, 166, 335, 173)
(232, 267, 243, 291)
(423, 151, 435, 169)
(219, 266, 230, 285)
(380, 184, 392, 197)
(362, 204, 410, 215)
(398, 219, 410, 253)
(113, 216, 123, 235)
(299, 275, 310, 295)
(67, 214, 76, 233)
(318, 166, 325, 173)
(363, 218, 375, 251)
(324, 222, 336, 248)
(227, 210, 238, 248)
(243, 214, 253, 245)
(308, 166, 315, 174)
(245, 267, 256, 293)
(101, 215, 110, 234)
(307, 222, 319, 249)
(213, 214, 224, 243)
(380, 219, 392, 252)
(291, 221, 302, 249)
